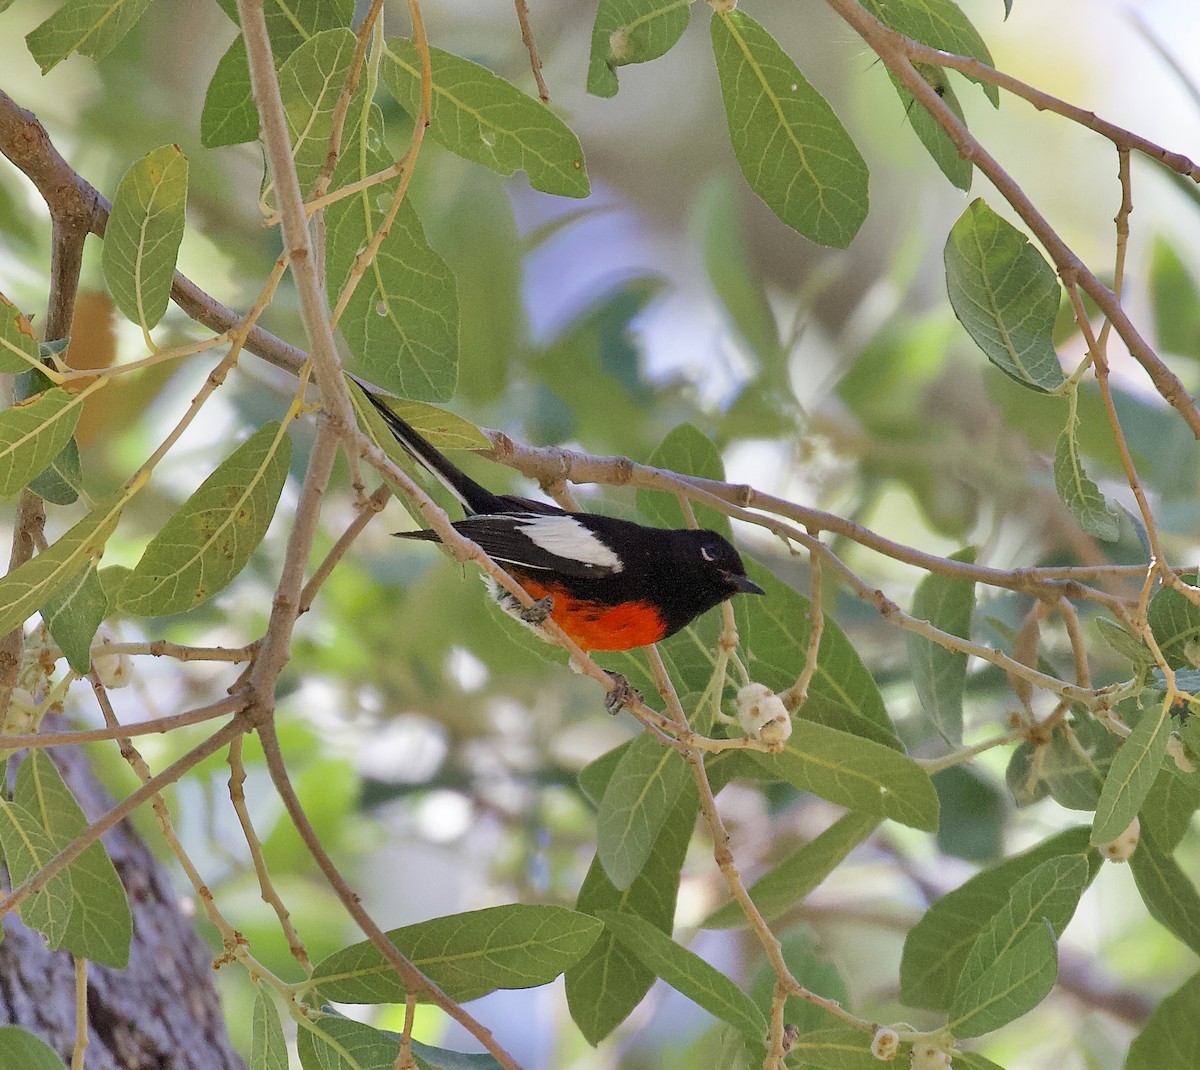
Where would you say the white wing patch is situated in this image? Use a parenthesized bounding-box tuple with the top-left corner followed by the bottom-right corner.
(516, 515, 623, 573)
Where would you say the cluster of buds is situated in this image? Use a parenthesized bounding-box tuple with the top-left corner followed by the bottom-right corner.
(909, 1040, 952, 1068)
(736, 683, 792, 744)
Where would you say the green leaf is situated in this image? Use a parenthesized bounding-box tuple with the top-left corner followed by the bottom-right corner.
(311, 904, 603, 1004)
(276, 29, 362, 197)
(578, 740, 632, 809)
(785, 1028, 880, 1069)
(0, 387, 84, 498)
(597, 909, 767, 1039)
(1147, 574, 1200, 669)
(101, 145, 189, 333)
(1128, 827, 1200, 955)
(382, 40, 589, 198)
(1125, 970, 1200, 1069)
(201, 38, 258, 149)
(749, 720, 939, 830)
(745, 566, 897, 743)
(0, 294, 40, 375)
(410, 1039, 504, 1070)
(25, 0, 154, 73)
(0, 493, 122, 638)
(1055, 408, 1119, 541)
(326, 104, 458, 402)
(28, 436, 83, 505)
(587, 0, 692, 97)
(250, 984, 289, 1070)
(1141, 764, 1200, 852)
(900, 826, 1096, 1011)
(0, 1026, 68, 1070)
(41, 563, 107, 676)
(704, 811, 880, 928)
(948, 922, 1057, 1038)
(710, 10, 869, 248)
(297, 1015, 397, 1070)
(14, 752, 132, 968)
(213, 0, 353, 61)
(118, 422, 291, 616)
(348, 383, 489, 458)
(861, 0, 999, 105)
(955, 855, 1087, 996)
(945, 199, 1065, 392)
(597, 733, 691, 890)
(956, 1056, 1008, 1070)
(889, 67, 973, 190)
(1092, 699, 1170, 845)
(1150, 237, 1200, 361)
(567, 780, 699, 1043)
(1096, 616, 1153, 668)
(0, 797, 74, 949)
(907, 546, 975, 744)
(637, 423, 732, 537)
(1036, 717, 1116, 811)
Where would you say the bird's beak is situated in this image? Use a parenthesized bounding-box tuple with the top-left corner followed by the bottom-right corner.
(728, 573, 766, 596)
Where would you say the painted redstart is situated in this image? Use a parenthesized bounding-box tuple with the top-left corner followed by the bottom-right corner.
(362, 390, 765, 654)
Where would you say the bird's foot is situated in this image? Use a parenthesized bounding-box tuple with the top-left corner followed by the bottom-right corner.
(519, 595, 554, 625)
(604, 672, 642, 716)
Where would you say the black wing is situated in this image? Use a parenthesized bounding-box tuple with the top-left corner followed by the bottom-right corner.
(395, 513, 623, 580)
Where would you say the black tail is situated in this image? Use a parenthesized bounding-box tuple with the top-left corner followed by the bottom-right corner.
(352, 378, 502, 515)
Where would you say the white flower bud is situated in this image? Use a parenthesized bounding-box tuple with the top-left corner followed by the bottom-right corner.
(871, 1026, 901, 1060)
(910, 1042, 952, 1069)
(736, 683, 791, 742)
(93, 638, 133, 689)
(1098, 816, 1140, 863)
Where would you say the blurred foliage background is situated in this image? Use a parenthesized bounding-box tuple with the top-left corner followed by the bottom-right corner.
(4, 0, 1200, 1067)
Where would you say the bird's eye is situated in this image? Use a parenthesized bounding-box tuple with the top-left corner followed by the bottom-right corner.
(700, 545, 716, 563)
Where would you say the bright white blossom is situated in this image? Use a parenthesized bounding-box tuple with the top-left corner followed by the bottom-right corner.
(94, 637, 133, 689)
(910, 1042, 952, 1069)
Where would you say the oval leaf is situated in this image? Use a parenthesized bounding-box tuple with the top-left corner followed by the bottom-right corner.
(0, 494, 122, 638)
(311, 904, 603, 1004)
(277, 29, 359, 196)
(327, 105, 459, 401)
(41, 561, 107, 677)
(0, 1026, 69, 1070)
(711, 10, 869, 248)
(1128, 826, 1200, 955)
(15, 752, 132, 968)
(382, 40, 589, 198)
(900, 826, 1098, 1011)
(118, 422, 291, 616)
(949, 922, 1058, 1038)
(945, 199, 1065, 392)
(597, 909, 767, 1040)
(26, 0, 154, 73)
(597, 733, 691, 890)
(251, 984, 289, 1070)
(0, 797, 74, 949)
(907, 546, 976, 745)
(1091, 701, 1170, 845)
(955, 855, 1087, 995)
(748, 720, 939, 830)
(567, 782, 699, 1044)
(0, 387, 83, 498)
(1055, 408, 1119, 541)
(101, 145, 188, 332)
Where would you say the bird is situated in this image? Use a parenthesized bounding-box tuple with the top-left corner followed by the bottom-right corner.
(360, 388, 765, 663)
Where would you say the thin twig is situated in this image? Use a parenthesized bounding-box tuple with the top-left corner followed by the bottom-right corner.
(71, 957, 88, 1070)
(514, 0, 551, 103)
